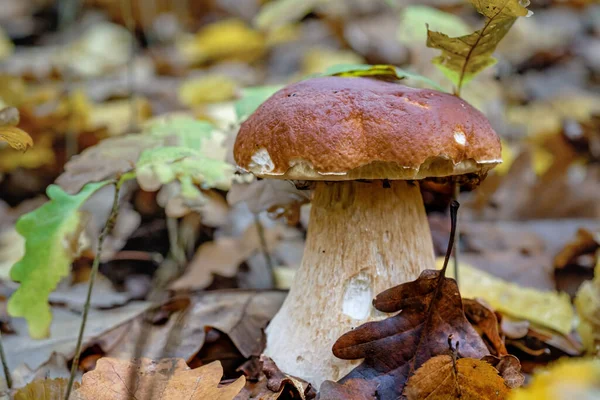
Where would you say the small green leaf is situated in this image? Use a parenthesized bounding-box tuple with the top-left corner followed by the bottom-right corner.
(235, 85, 284, 122)
(136, 147, 234, 195)
(397, 5, 470, 45)
(317, 63, 446, 92)
(8, 181, 110, 338)
(427, 0, 531, 95)
(144, 116, 216, 150)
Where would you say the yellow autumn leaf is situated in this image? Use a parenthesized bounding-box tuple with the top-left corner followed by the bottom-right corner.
(177, 19, 265, 65)
(0, 26, 14, 61)
(437, 257, 573, 335)
(0, 107, 33, 151)
(574, 261, 600, 356)
(301, 47, 364, 76)
(509, 358, 600, 400)
(178, 75, 238, 107)
(427, 0, 531, 94)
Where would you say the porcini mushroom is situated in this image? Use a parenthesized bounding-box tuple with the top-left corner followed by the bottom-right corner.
(233, 76, 501, 387)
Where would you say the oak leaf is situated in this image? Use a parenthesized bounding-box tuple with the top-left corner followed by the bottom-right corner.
(317, 379, 378, 400)
(404, 355, 510, 400)
(332, 269, 489, 399)
(73, 358, 245, 400)
(464, 299, 507, 356)
(426, 0, 531, 94)
(13, 377, 75, 400)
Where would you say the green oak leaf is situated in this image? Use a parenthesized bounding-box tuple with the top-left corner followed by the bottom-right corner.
(8, 181, 110, 338)
(317, 63, 446, 92)
(427, 0, 531, 95)
(235, 85, 284, 122)
(136, 147, 234, 196)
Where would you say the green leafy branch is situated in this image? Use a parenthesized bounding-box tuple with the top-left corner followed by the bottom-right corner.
(427, 0, 531, 96)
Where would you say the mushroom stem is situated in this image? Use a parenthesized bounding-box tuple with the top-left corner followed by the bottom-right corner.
(264, 180, 435, 387)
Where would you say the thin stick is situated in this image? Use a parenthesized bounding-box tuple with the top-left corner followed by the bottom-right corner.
(0, 330, 11, 389)
(439, 200, 459, 277)
(452, 183, 460, 285)
(64, 179, 124, 400)
(254, 213, 274, 280)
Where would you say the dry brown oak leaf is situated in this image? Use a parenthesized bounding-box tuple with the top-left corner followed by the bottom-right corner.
(332, 270, 489, 399)
(73, 357, 245, 400)
(403, 355, 510, 400)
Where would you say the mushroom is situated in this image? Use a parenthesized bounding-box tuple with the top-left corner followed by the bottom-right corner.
(233, 76, 502, 387)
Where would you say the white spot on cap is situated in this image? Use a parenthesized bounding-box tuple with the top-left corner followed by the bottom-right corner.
(249, 148, 275, 174)
(454, 129, 467, 146)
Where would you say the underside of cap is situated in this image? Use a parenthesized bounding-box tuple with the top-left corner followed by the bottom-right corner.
(234, 77, 502, 181)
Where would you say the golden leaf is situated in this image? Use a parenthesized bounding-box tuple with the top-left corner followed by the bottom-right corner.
(14, 378, 75, 400)
(427, 0, 531, 94)
(404, 355, 510, 400)
(0, 125, 33, 151)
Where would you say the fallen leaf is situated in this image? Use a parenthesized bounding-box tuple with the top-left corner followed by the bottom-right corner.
(574, 261, 600, 356)
(0, 106, 32, 151)
(7, 181, 110, 338)
(438, 258, 574, 335)
(48, 274, 133, 311)
(332, 270, 488, 399)
(464, 299, 508, 356)
(73, 358, 245, 400)
(427, 0, 531, 93)
(4, 302, 151, 373)
(397, 5, 470, 45)
(227, 179, 310, 215)
(554, 228, 599, 270)
(482, 355, 525, 389)
(404, 355, 510, 400)
(13, 378, 74, 400)
(236, 355, 315, 400)
(509, 358, 600, 400)
(171, 224, 285, 290)
(107, 291, 285, 362)
(317, 379, 378, 400)
(178, 74, 238, 107)
(254, 0, 322, 30)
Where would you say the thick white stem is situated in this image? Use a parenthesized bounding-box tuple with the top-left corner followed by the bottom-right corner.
(264, 180, 435, 388)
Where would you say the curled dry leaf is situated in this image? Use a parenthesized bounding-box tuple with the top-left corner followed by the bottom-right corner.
(236, 356, 316, 400)
(574, 262, 600, 356)
(227, 179, 310, 217)
(332, 270, 488, 399)
(554, 228, 599, 270)
(404, 355, 510, 400)
(482, 355, 525, 389)
(0, 106, 32, 151)
(464, 299, 508, 356)
(73, 358, 245, 400)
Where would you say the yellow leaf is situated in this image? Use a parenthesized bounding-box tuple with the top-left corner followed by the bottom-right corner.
(575, 261, 600, 356)
(301, 47, 364, 76)
(436, 257, 574, 335)
(405, 355, 510, 400)
(14, 378, 75, 400)
(427, 0, 531, 94)
(0, 27, 14, 61)
(0, 125, 33, 151)
(0, 134, 54, 171)
(178, 75, 238, 107)
(178, 19, 265, 64)
(509, 358, 600, 400)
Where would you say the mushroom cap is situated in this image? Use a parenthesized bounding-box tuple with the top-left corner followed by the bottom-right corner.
(233, 76, 501, 181)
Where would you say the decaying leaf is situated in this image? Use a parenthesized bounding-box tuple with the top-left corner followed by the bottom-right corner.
(482, 355, 525, 389)
(236, 356, 315, 400)
(404, 355, 509, 400)
(0, 106, 32, 151)
(438, 258, 574, 335)
(7, 181, 110, 338)
(178, 74, 238, 107)
(554, 228, 599, 270)
(13, 377, 74, 400)
(227, 179, 310, 215)
(574, 261, 600, 356)
(332, 270, 489, 399)
(73, 358, 245, 400)
(509, 358, 600, 400)
(464, 299, 508, 356)
(427, 0, 531, 93)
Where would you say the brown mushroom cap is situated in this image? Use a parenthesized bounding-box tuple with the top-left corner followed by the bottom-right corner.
(234, 76, 501, 181)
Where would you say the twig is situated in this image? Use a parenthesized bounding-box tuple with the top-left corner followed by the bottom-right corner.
(452, 183, 460, 286)
(440, 200, 459, 277)
(64, 178, 125, 400)
(0, 331, 11, 389)
(254, 213, 274, 279)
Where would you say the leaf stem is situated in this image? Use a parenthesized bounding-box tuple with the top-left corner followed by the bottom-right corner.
(0, 330, 12, 389)
(254, 213, 274, 281)
(440, 200, 459, 277)
(452, 183, 460, 286)
(64, 178, 126, 400)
